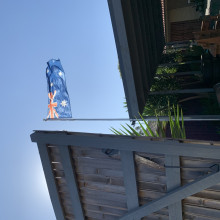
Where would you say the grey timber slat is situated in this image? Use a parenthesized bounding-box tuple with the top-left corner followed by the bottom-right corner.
(31, 132, 220, 159)
(129, 0, 150, 94)
(165, 155, 182, 220)
(140, 0, 155, 85)
(107, 0, 139, 118)
(121, 151, 139, 214)
(152, 0, 162, 58)
(145, 0, 158, 66)
(137, 0, 153, 86)
(149, 88, 214, 95)
(141, 0, 156, 70)
(119, 169, 220, 220)
(58, 146, 85, 220)
(37, 144, 65, 220)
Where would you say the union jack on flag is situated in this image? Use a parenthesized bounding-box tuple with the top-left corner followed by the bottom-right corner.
(46, 59, 72, 119)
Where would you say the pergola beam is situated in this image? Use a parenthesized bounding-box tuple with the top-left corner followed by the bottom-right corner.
(149, 88, 214, 95)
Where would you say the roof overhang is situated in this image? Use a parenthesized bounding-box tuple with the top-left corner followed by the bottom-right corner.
(108, 0, 165, 118)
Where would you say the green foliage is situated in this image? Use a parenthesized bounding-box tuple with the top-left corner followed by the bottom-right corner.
(190, 0, 206, 15)
(156, 66, 177, 75)
(118, 62, 122, 78)
(143, 76, 180, 116)
(111, 104, 186, 139)
(200, 94, 220, 115)
(143, 94, 178, 116)
(143, 45, 204, 116)
(168, 103, 186, 139)
(161, 46, 204, 64)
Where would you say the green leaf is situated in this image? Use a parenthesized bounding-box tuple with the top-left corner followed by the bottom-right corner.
(139, 113, 156, 137)
(136, 119, 150, 137)
(120, 129, 129, 136)
(156, 114, 165, 138)
(110, 127, 123, 135)
(126, 124, 141, 136)
(121, 124, 133, 135)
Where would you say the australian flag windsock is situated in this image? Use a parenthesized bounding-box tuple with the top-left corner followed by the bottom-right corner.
(46, 59, 72, 119)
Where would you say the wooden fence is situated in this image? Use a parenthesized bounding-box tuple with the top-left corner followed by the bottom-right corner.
(31, 131, 220, 220)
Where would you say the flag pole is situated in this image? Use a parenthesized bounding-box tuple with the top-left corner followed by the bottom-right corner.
(44, 115, 220, 122)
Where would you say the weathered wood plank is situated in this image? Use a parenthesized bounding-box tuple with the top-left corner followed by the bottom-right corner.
(58, 146, 85, 220)
(165, 155, 182, 220)
(120, 151, 139, 211)
(37, 144, 65, 220)
(119, 169, 220, 219)
(31, 132, 220, 159)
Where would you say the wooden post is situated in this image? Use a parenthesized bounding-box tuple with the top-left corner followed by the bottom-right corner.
(121, 151, 140, 220)
(37, 144, 65, 220)
(165, 155, 182, 220)
(58, 146, 85, 220)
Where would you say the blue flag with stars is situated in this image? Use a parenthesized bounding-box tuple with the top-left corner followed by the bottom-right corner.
(46, 59, 72, 119)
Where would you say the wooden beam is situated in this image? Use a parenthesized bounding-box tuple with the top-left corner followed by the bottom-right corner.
(155, 71, 202, 77)
(119, 168, 220, 220)
(149, 88, 214, 95)
(121, 151, 139, 214)
(159, 60, 200, 67)
(107, 0, 140, 118)
(31, 132, 220, 159)
(58, 146, 85, 220)
(37, 144, 65, 220)
(166, 40, 194, 45)
(165, 155, 182, 220)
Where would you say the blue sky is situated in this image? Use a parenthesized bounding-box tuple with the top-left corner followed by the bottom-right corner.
(0, 1, 127, 219)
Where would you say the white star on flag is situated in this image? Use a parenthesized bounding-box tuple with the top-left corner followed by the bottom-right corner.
(59, 71, 63, 76)
(61, 100, 67, 107)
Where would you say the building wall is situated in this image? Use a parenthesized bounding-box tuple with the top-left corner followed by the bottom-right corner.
(169, 6, 201, 22)
(165, 0, 201, 42)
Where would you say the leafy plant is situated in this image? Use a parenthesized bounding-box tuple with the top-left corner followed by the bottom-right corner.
(111, 104, 186, 139)
(143, 76, 180, 116)
(190, 0, 206, 15)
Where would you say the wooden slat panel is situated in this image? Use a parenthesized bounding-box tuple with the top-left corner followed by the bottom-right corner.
(33, 132, 220, 220)
(58, 146, 85, 220)
(37, 144, 65, 220)
(165, 155, 182, 220)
